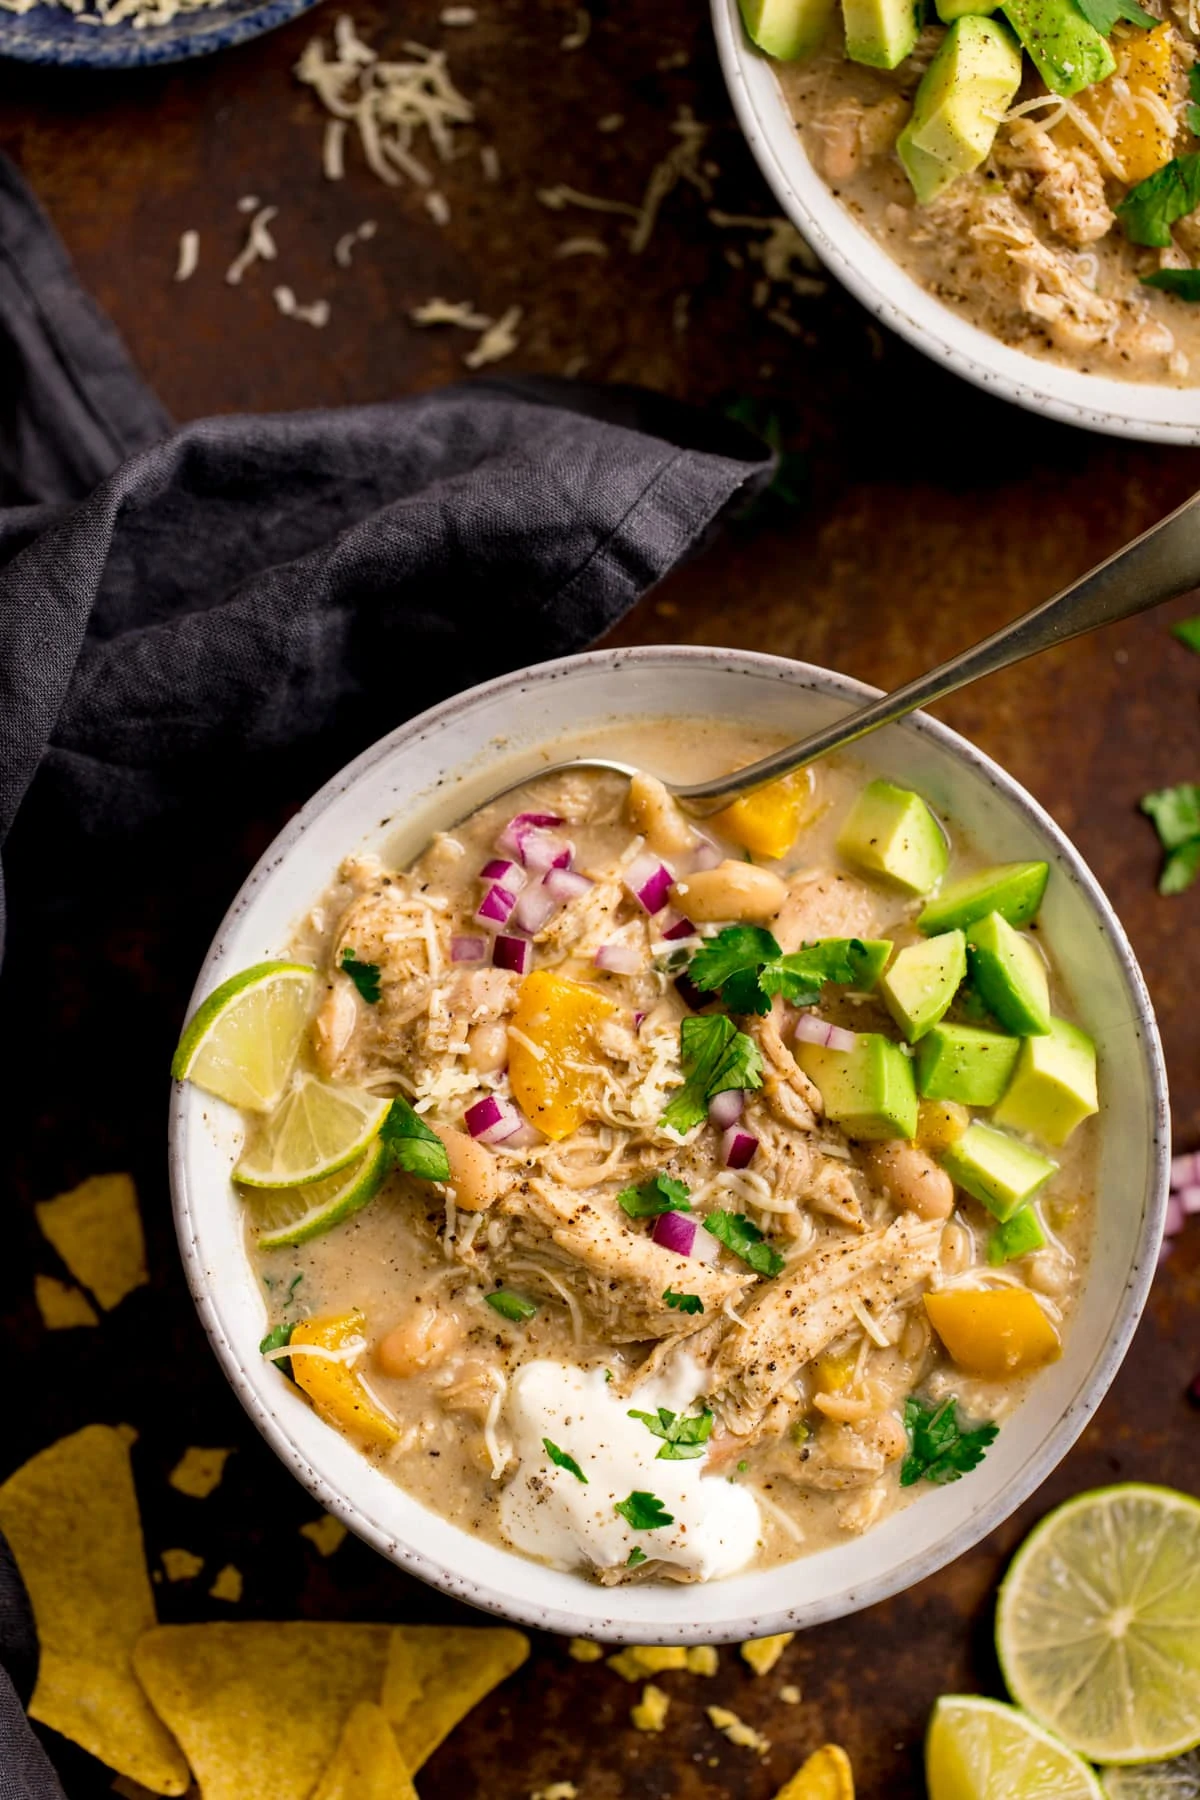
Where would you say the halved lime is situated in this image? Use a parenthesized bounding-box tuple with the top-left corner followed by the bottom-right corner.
(244, 1137, 389, 1248)
(172, 961, 317, 1112)
(997, 1485, 1200, 1765)
(926, 1695, 1102, 1800)
(1102, 1751, 1200, 1799)
(235, 1074, 390, 1188)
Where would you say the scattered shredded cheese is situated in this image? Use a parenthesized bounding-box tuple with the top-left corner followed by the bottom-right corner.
(273, 285, 331, 328)
(440, 3, 476, 20)
(236, 193, 261, 213)
(334, 219, 377, 267)
(561, 6, 590, 49)
(464, 304, 522, 368)
(554, 235, 609, 257)
(226, 205, 278, 286)
(481, 144, 501, 182)
(425, 190, 451, 226)
(323, 119, 348, 181)
(174, 230, 199, 283)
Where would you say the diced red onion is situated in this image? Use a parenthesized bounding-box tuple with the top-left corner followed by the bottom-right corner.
(502, 1121, 542, 1150)
(496, 812, 565, 863)
(660, 911, 696, 941)
(512, 883, 560, 935)
(690, 1224, 721, 1265)
(722, 1125, 760, 1169)
(633, 1010, 646, 1033)
(451, 935, 487, 963)
(1165, 1193, 1186, 1238)
(690, 838, 722, 872)
(464, 1094, 521, 1144)
(544, 867, 592, 903)
(651, 1211, 697, 1257)
(1180, 1185, 1200, 1217)
(480, 857, 526, 891)
(624, 852, 675, 915)
(595, 942, 642, 975)
(708, 1089, 745, 1130)
(476, 883, 518, 930)
(1171, 1150, 1200, 1191)
(493, 934, 532, 975)
(793, 1013, 857, 1053)
(523, 829, 574, 875)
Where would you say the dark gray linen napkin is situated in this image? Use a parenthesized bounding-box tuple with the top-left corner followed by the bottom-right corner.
(0, 151, 770, 1797)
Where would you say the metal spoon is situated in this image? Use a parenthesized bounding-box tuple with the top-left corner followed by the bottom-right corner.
(476, 488, 1200, 820)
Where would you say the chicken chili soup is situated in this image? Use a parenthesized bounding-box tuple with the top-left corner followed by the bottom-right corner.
(174, 726, 1098, 1586)
(743, 0, 1200, 384)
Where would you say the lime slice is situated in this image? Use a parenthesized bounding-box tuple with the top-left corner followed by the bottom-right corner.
(926, 1695, 1102, 1800)
(1102, 1751, 1200, 1799)
(235, 1074, 390, 1187)
(997, 1484, 1200, 1765)
(245, 1137, 389, 1248)
(172, 962, 317, 1112)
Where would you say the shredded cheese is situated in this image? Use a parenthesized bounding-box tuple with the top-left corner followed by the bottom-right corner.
(425, 190, 451, 226)
(273, 286, 331, 328)
(465, 304, 522, 368)
(174, 230, 199, 283)
(226, 206, 278, 286)
(553, 235, 609, 257)
(561, 6, 590, 49)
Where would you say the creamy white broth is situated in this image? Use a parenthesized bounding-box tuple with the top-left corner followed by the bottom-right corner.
(250, 721, 1093, 1582)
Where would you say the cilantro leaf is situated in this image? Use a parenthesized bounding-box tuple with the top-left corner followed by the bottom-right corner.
(1117, 154, 1200, 248)
(485, 1288, 538, 1323)
(702, 1209, 784, 1277)
(900, 1395, 998, 1487)
(1141, 269, 1200, 300)
(1072, 0, 1154, 31)
(663, 1287, 704, 1314)
(689, 925, 782, 1014)
(1172, 617, 1200, 653)
(380, 1096, 451, 1183)
(1162, 840, 1200, 895)
(617, 1174, 693, 1218)
(627, 1546, 648, 1567)
(628, 1405, 714, 1460)
(543, 1438, 588, 1483)
(759, 938, 873, 1006)
(614, 1490, 675, 1530)
(659, 1014, 763, 1134)
(1141, 785, 1200, 893)
(340, 947, 382, 1005)
(1189, 66, 1200, 135)
(259, 1319, 295, 1381)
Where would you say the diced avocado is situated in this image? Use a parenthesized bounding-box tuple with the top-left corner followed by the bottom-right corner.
(1001, 0, 1115, 95)
(837, 779, 949, 896)
(879, 930, 967, 1043)
(992, 1017, 1099, 1146)
(740, 0, 837, 58)
(915, 1022, 1022, 1106)
(988, 1205, 1048, 1265)
(940, 1121, 1059, 1222)
(918, 860, 1049, 935)
(906, 17, 1022, 177)
(842, 938, 894, 989)
(795, 1032, 918, 1140)
(966, 911, 1051, 1036)
(843, 0, 920, 66)
(936, 0, 1000, 20)
(897, 125, 961, 203)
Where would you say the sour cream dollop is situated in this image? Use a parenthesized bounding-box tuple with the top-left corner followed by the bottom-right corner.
(498, 1358, 760, 1581)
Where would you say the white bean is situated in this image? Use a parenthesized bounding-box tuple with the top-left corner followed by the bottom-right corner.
(861, 1141, 955, 1220)
(626, 771, 696, 857)
(674, 859, 788, 923)
(376, 1306, 461, 1378)
(441, 1125, 502, 1211)
(466, 1020, 508, 1074)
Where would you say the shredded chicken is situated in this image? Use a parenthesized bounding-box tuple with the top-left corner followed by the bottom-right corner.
(994, 122, 1114, 248)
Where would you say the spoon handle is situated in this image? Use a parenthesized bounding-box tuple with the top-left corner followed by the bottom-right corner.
(676, 489, 1200, 811)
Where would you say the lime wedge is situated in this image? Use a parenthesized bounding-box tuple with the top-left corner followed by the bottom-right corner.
(1102, 1751, 1200, 1799)
(926, 1695, 1102, 1800)
(997, 1485, 1200, 1765)
(245, 1137, 389, 1248)
(235, 1074, 390, 1188)
(172, 961, 317, 1112)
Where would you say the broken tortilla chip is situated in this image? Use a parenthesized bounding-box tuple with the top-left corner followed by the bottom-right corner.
(167, 1447, 232, 1499)
(0, 1426, 189, 1795)
(133, 1622, 391, 1800)
(160, 1550, 204, 1584)
(34, 1273, 99, 1330)
(381, 1624, 530, 1770)
(35, 1173, 148, 1311)
(774, 1744, 855, 1800)
(207, 1565, 242, 1604)
(311, 1703, 417, 1800)
(299, 1513, 348, 1558)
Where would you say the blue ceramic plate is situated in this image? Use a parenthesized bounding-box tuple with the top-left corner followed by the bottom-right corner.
(0, 0, 317, 66)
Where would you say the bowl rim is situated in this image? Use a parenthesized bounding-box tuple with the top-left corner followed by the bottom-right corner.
(169, 643, 1170, 1640)
(710, 0, 1200, 446)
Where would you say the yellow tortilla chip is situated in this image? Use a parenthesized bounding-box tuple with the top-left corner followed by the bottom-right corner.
(381, 1625, 530, 1769)
(34, 1274, 99, 1329)
(299, 1513, 348, 1557)
(133, 1623, 390, 1800)
(35, 1173, 148, 1311)
(167, 1447, 232, 1499)
(160, 1550, 203, 1583)
(741, 1632, 794, 1676)
(311, 1703, 417, 1800)
(207, 1565, 242, 1603)
(773, 1744, 855, 1800)
(0, 1426, 189, 1795)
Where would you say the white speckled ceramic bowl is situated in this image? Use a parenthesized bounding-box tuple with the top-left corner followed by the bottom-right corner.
(712, 0, 1200, 444)
(169, 647, 1168, 1643)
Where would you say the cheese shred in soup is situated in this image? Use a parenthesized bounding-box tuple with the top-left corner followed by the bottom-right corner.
(228, 727, 1096, 1584)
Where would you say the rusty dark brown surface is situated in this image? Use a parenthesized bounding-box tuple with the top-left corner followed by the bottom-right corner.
(1, 1, 1199, 1794)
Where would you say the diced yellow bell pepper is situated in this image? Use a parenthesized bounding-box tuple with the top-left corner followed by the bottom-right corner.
(924, 1287, 1061, 1379)
(814, 1350, 857, 1394)
(507, 968, 617, 1142)
(917, 1098, 970, 1154)
(290, 1309, 398, 1449)
(712, 768, 815, 861)
(1069, 24, 1178, 186)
